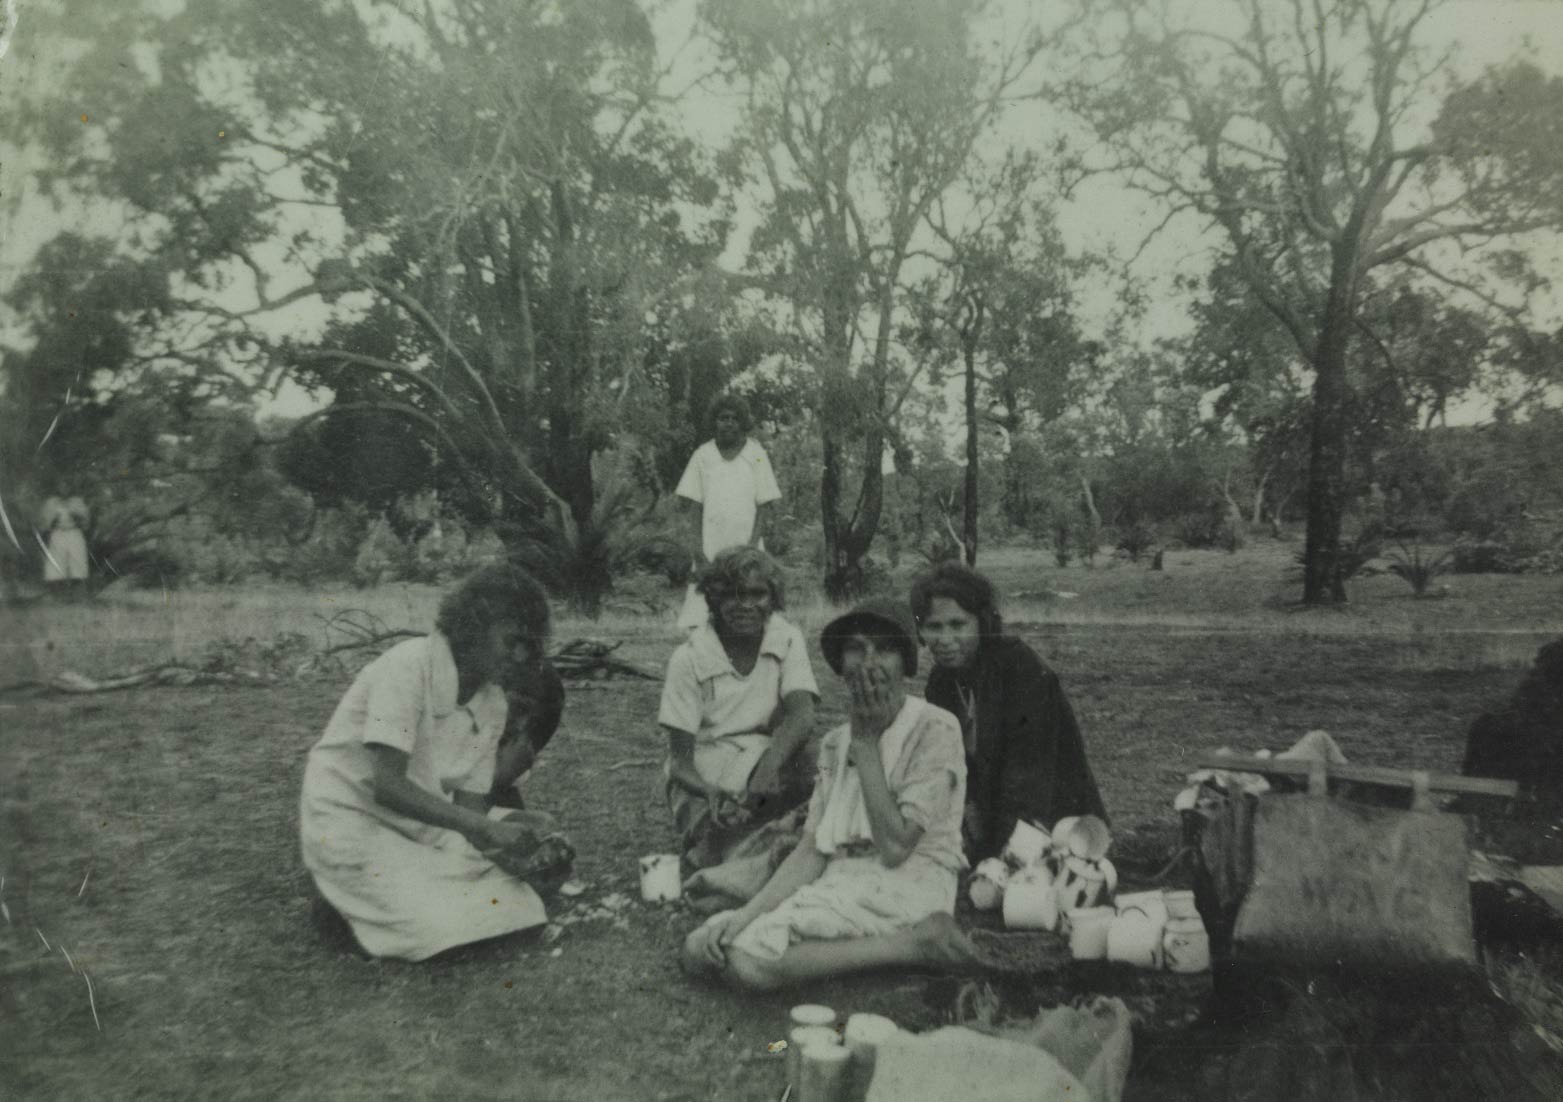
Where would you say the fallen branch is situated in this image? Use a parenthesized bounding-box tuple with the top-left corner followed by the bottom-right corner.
(0, 631, 658, 699)
(320, 629, 421, 656)
(604, 757, 659, 772)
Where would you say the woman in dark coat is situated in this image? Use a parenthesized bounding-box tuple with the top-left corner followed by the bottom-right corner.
(911, 562, 1107, 862)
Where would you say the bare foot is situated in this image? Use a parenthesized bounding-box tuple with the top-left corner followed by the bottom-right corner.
(910, 912, 984, 970)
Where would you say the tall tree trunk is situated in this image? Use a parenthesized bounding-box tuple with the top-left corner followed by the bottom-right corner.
(962, 316, 980, 566)
(1079, 473, 1102, 563)
(821, 433, 852, 601)
(1250, 466, 1270, 526)
(1302, 251, 1356, 605)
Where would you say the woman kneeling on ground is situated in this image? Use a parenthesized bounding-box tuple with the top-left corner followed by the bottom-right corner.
(911, 562, 1107, 862)
(660, 547, 819, 875)
(299, 564, 571, 961)
(681, 600, 978, 991)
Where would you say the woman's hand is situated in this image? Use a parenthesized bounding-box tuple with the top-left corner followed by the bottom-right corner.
(690, 910, 749, 968)
(708, 785, 752, 828)
(746, 746, 787, 798)
(847, 666, 899, 744)
(476, 818, 536, 853)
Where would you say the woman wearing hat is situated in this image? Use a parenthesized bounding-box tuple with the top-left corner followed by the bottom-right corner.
(911, 563, 1106, 862)
(680, 599, 979, 990)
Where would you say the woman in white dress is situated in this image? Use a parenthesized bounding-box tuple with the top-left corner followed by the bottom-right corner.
(39, 490, 91, 598)
(299, 565, 566, 961)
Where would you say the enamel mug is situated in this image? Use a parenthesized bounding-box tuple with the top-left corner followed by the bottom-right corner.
(638, 853, 682, 902)
(1113, 890, 1168, 926)
(787, 1025, 841, 1094)
(1002, 864, 1060, 931)
(1067, 906, 1114, 960)
(968, 857, 1010, 912)
(1056, 855, 1109, 914)
(1163, 917, 1211, 974)
(1106, 910, 1165, 969)
(1163, 889, 1199, 921)
(1055, 814, 1113, 862)
(1003, 819, 1052, 867)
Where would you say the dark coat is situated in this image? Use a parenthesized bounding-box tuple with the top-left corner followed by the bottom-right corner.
(924, 635, 1107, 861)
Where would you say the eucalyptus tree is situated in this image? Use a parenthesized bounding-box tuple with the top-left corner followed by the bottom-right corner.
(1069, 0, 1563, 603)
(20, 0, 733, 612)
(914, 154, 1092, 562)
(699, 0, 1045, 599)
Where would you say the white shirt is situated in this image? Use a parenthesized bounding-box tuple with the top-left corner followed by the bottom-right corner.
(658, 614, 819, 793)
(302, 633, 508, 845)
(674, 438, 783, 561)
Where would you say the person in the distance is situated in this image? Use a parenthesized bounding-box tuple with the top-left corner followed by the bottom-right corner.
(673, 394, 783, 631)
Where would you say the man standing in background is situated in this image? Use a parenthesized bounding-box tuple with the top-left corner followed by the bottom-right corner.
(674, 395, 782, 631)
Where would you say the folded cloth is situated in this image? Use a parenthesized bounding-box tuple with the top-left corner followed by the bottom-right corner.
(814, 696, 925, 855)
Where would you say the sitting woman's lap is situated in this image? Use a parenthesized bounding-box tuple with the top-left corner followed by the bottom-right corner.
(723, 854, 956, 961)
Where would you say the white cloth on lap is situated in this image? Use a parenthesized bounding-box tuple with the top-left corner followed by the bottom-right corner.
(716, 853, 956, 961)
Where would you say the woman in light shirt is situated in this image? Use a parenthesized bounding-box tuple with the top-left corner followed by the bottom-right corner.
(660, 547, 818, 873)
(299, 565, 570, 961)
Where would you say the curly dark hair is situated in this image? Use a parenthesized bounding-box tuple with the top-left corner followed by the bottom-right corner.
(706, 392, 753, 433)
(696, 546, 785, 627)
(909, 561, 1004, 638)
(436, 563, 552, 664)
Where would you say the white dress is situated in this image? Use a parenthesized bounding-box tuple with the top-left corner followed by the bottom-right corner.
(713, 699, 968, 961)
(299, 633, 547, 960)
(41, 496, 89, 581)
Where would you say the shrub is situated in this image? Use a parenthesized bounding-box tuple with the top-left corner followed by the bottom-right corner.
(1521, 547, 1563, 575)
(1384, 542, 1453, 597)
(1451, 540, 1522, 575)
(920, 528, 963, 566)
(352, 516, 419, 587)
(1174, 509, 1225, 550)
(187, 534, 255, 585)
(1115, 521, 1158, 562)
(628, 535, 693, 586)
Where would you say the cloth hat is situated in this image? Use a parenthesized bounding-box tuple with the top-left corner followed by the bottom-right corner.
(819, 598, 919, 677)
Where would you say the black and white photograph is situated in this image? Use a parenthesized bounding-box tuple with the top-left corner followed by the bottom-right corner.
(3, 0, 1562, 1098)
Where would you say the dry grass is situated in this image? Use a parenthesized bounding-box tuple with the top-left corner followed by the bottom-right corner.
(2, 538, 1560, 1100)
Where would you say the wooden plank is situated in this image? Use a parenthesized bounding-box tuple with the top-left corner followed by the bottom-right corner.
(1193, 753, 1519, 798)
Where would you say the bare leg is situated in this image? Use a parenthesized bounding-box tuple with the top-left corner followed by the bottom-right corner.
(724, 913, 981, 992)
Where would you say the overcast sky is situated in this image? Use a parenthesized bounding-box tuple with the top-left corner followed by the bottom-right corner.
(2, 0, 1561, 423)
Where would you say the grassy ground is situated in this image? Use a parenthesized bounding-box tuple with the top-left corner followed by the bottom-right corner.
(3, 540, 1561, 1100)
